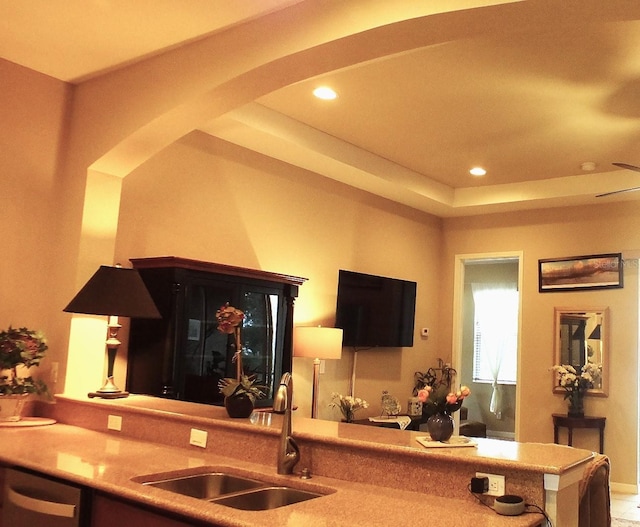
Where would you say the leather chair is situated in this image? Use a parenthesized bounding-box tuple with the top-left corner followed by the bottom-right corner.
(578, 454, 611, 527)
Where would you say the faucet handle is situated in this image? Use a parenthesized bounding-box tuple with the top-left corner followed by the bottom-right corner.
(278, 436, 300, 475)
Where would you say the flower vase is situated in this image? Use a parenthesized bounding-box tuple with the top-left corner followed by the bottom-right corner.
(0, 393, 29, 422)
(224, 394, 254, 418)
(342, 410, 355, 423)
(427, 412, 454, 442)
(567, 392, 585, 418)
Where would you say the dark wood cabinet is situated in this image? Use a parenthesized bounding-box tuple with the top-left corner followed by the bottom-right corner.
(91, 493, 212, 527)
(126, 257, 306, 407)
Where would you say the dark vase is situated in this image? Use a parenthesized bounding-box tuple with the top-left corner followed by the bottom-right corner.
(224, 394, 254, 418)
(427, 412, 454, 442)
(567, 392, 585, 418)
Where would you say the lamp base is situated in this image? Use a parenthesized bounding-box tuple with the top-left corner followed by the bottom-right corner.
(88, 376, 129, 399)
(88, 390, 129, 399)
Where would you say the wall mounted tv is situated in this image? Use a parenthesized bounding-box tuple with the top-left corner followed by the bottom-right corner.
(335, 269, 417, 348)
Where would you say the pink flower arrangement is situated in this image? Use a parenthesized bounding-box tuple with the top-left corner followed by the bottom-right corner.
(417, 384, 471, 415)
(413, 362, 471, 416)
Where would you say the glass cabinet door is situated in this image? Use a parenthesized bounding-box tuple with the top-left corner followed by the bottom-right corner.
(240, 288, 285, 402)
(178, 282, 234, 404)
(176, 282, 285, 407)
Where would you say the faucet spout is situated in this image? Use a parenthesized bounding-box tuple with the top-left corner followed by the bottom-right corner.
(274, 372, 300, 475)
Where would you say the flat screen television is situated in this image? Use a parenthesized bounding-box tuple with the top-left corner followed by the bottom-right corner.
(335, 269, 417, 347)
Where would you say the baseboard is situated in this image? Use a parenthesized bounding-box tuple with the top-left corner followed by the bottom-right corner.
(611, 481, 638, 495)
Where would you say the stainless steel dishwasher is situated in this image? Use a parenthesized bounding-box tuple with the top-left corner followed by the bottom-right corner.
(2, 467, 89, 527)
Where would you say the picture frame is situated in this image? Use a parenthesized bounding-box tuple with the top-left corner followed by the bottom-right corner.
(538, 253, 623, 292)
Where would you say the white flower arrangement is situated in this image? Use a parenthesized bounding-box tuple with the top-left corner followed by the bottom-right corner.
(551, 362, 602, 415)
(329, 392, 369, 422)
(552, 362, 602, 395)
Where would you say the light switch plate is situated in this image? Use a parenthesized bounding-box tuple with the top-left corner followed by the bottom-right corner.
(189, 428, 208, 448)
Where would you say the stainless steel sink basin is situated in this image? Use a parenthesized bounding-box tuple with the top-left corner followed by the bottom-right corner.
(142, 473, 265, 499)
(135, 468, 332, 511)
(212, 486, 323, 510)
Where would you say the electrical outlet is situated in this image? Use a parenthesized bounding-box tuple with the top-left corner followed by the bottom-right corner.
(475, 472, 505, 496)
(107, 414, 122, 431)
(189, 428, 208, 448)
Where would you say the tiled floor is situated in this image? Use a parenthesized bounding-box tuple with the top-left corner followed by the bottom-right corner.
(612, 491, 640, 521)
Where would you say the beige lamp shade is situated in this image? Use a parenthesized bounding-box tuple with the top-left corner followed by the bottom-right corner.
(294, 326, 343, 419)
(294, 326, 343, 360)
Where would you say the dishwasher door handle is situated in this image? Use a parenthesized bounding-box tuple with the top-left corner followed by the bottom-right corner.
(6, 486, 77, 518)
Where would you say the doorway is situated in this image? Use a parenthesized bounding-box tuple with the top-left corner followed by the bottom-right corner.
(452, 252, 523, 441)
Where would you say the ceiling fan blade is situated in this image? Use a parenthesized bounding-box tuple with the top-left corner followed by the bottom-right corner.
(612, 162, 640, 173)
(597, 185, 640, 198)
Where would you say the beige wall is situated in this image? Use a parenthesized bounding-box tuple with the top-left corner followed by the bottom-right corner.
(114, 132, 443, 420)
(441, 206, 640, 488)
(0, 60, 77, 394)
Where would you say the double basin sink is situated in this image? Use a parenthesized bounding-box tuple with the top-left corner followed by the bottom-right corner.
(134, 468, 332, 511)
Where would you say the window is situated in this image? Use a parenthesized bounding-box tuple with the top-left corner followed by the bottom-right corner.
(472, 283, 518, 384)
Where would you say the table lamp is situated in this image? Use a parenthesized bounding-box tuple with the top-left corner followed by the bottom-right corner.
(64, 264, 161, 398)
(294, 326, 343, 418)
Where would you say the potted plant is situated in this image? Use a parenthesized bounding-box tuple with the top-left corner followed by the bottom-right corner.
(551, 362, 602, 418)
(218, 374, 266, 418)
(0, 326, 48, 421)
(413, 361, 471, 441)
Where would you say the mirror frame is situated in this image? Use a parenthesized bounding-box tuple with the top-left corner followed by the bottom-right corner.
(553, 307, 609, 397)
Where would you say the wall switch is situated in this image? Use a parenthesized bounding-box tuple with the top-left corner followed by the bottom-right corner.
(420, 328, 429, 337)
(107, 414, 122, 431)
(475, 472, 505, 496)
(189, 428, 208, 448)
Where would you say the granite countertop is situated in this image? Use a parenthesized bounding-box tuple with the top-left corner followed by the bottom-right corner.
(53, 394, 593, 477)
(0, 422, 546, 527)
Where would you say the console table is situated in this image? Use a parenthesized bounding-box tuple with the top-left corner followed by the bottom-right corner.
(552, 414, 606, 454)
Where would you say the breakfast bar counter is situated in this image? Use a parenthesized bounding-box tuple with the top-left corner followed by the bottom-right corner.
(0, 394, 593, 526)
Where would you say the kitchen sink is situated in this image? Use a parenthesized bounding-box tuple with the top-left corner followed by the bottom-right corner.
(135, 468, 331, 511)
(142, 472, 265, 499)
(212, 486, 323, 510)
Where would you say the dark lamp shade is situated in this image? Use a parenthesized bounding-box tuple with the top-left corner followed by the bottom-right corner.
(64, 265, 161, 319)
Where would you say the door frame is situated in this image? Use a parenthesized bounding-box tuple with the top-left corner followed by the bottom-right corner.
(451, 251, 524, 441)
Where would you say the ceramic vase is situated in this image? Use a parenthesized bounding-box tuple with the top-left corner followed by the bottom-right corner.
(224, 394, 254, 418)
(0, 393, 29, 422)
(427, 412, 454, 442)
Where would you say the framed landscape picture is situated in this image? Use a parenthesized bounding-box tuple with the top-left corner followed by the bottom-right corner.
(538, 253, 623, 292)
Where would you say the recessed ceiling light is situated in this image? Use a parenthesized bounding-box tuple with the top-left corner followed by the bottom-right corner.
(313, 86, 338, 100)
(469, 167, 487, 177)
(581, 162, 597, 171)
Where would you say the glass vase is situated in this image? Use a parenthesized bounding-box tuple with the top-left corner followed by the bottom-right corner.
(426, 412, 454, 442)
(0, 393, 29, 422)
(567, 392, 585, 418)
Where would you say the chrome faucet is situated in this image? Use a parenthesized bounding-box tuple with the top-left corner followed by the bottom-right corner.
(273, 372, 300, 475)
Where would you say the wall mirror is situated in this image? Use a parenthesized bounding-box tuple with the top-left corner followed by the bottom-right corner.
(553, 307, 608, 397)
